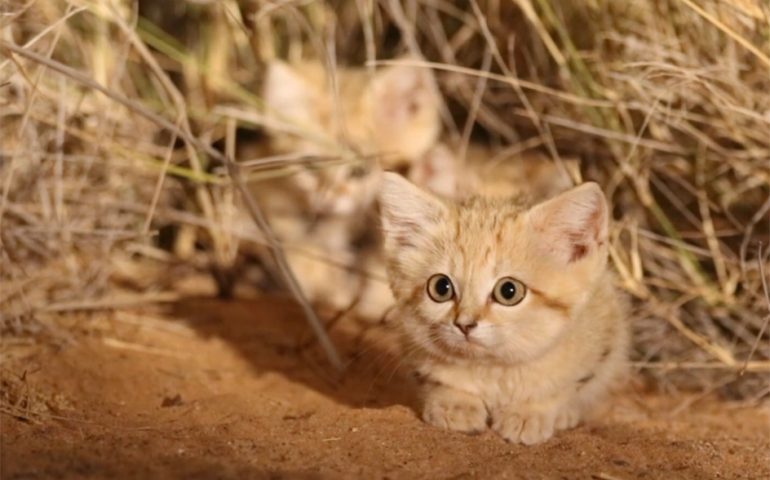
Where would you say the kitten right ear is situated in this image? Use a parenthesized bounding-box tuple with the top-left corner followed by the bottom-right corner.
(368, 62, 438, 116)
(379, 172, 447, 252)
(526, 182, 609, 265)
(262, 61, 316, 126)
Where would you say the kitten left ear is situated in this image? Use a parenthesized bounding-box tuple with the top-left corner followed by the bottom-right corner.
(526, 182, 609, 264)
(378, 172, 447, 253)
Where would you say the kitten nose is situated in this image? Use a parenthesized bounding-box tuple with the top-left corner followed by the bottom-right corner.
(454, 319, 477, 336)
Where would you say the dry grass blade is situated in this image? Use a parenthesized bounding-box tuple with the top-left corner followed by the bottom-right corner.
(741, 243, 770, 374)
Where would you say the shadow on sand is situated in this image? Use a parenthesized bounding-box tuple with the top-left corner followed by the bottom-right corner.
(169, 295, 416, 411)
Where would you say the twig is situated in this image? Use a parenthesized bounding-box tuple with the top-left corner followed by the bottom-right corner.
(592, 473, 627, 480)
(38, 292, 180, 313)
(741, 243, 770, 375)
(143, 114, 182, 234)
(102, 337, 189, 358)
(632, 361, 770, 372)
(369, 58, 615, 107)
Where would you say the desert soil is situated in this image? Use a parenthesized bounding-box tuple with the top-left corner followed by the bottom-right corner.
(2, 295, 769, 480)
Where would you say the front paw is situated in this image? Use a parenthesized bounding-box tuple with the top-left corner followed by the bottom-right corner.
(422, 386, 488, 434)
(491, 409, 558, 445)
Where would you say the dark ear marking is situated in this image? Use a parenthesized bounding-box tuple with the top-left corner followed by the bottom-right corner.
(528, 182, 608, 265)
(599, 346, 612, 362)
(577, 372, 595, 386)
(570, 243, 588, 262)
(412, 370, 442, 387)
(382, 215, 420, 249)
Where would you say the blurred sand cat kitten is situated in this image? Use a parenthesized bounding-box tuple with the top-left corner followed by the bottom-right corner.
(251, 59, 445, 312)
(379, 173, 629, 444)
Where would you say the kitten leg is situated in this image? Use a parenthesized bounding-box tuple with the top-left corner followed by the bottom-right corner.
(421, 384, 488, 434)
(553, 402, 582, 430)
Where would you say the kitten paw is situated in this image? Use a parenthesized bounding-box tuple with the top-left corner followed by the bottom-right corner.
(554, 404, 581, 430)
(422, 387, 488, 434)
(492, 410, 557, 445)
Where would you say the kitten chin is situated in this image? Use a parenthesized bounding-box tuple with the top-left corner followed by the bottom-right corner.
(379, 172, 630, 445)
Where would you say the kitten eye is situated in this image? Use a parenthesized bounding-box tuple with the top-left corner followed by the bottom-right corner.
(492, 277, 526, 306)
(427, 274, 454, 303)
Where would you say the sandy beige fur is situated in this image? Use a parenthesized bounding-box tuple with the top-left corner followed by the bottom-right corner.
(379, 173, 630, 444)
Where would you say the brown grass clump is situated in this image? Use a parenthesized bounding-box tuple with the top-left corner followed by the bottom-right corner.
(1, 0, 768, 399)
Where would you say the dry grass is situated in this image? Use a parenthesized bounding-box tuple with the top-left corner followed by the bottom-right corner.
(1, 0, 769, 399)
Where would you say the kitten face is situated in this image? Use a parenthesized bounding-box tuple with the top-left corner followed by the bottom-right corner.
(295, 162, 382, 217)
(379, 173, 608, 364)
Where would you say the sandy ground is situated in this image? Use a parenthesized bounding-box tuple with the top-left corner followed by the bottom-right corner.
(2, 296, 769, 480)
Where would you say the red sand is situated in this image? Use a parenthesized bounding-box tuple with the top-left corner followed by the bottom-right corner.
(2, 297, 769, 479)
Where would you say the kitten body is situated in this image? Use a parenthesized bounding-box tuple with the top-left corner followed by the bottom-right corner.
(379, 173, 629, 444)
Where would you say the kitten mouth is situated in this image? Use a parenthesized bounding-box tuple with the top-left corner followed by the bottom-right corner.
(433, 331, 484, 357)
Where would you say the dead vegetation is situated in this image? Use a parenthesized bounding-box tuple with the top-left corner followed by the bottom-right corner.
(1, 0, 769, 401)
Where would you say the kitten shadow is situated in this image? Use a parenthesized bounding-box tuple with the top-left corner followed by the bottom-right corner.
(169, 296, 416, 411)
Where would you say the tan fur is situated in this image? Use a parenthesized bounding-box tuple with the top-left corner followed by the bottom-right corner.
(378, 173, 629, 444)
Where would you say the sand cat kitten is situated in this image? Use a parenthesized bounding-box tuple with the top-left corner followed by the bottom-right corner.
(249, 59, 443, 312)
(378, 173, 629, 444)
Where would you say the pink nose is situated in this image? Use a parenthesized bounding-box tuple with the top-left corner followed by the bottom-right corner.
(454, 320, 477, 336)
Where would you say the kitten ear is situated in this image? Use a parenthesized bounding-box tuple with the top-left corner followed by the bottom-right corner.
(408, 144, 457, 198)
(526, 182, 609, 265)
(369, 65, 439, 125)
(379, 172, 447, 252)
(262, 61, 316, 126)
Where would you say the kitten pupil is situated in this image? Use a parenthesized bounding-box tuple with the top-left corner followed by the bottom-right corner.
(427, 274, 454, 303)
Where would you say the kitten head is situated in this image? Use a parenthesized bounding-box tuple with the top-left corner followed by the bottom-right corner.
(262, 60, 440, 217)
(379, 173, 609, 364)
(262, 59, 441, 163)
(359, 62, 442, 162)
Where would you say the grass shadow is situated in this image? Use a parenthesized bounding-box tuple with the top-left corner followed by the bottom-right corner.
(169, 296, 416, 411)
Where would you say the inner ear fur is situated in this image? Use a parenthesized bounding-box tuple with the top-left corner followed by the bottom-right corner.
(527, 182, 609, 264)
